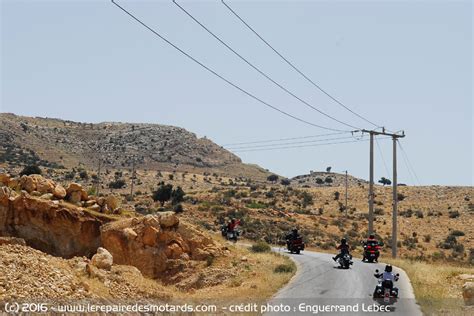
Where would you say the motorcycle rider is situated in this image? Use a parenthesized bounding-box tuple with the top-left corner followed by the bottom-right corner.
(226, 218, 240, 233)
(363, 234, 381, 262)
(332, 238, 351, 262)
(374, 265, 399, 296)
(285, 228, 300, 248)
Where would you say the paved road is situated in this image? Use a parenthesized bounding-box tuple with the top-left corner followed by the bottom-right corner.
(267, 248, 422, 316)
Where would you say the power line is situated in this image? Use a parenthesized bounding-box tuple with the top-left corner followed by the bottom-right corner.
(225, 134, 365, 150)
(173, 0, 360, 130)
(398, 140, 421, 186)
(111, 0, 348, 132)
(221, 0, 381, 129)
(375, 135, 390, 177)
(221, 131, 350, 146)
(229, 136, 390, 153)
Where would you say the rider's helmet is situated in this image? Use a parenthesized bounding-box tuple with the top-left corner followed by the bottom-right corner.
(341, 238, 347, 244)
(385, 265, 392, 272)
(369, 234, 375, 239)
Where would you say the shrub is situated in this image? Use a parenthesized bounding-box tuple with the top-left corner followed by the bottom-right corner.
(415, 210, 424, 218)
(274, 263, 295, 273)
(171, 186, 185, 205)
(450, 230, 465, 236)
(315, 178, 324, 185)
(19, 165, 42, 176)
(251, 241, 271, 253)
(324, 177, 333, 184)
(280, 179, 291, 186)
(448, 210, 460, 218)
(173, 203, 184, 213)
(397, 193, 406, 201)
(108, 179, 126, 189)
(378, 177, 391, 186)
(267, 174, 279, 183)
(334, 191, 340, 200)
(79, 170, 88, 180)
(423, 235, 431, 243)
(374, 208, 385, 215)
(301, 192, 313, 208)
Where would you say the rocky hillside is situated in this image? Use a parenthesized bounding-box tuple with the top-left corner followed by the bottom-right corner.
(292, 171, 368, 188)
(0, 113, 270, 180)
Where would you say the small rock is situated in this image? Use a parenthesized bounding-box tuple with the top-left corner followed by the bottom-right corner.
(463, 282, 474, 305)
(159, 212, 179, 228)
(91, 247, 113, 270)
(53, 184, 67, 199)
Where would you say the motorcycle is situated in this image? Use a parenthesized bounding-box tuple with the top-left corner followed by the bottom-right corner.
(221, 225, 240, 242)
(362, 240, 382, 263)
(286, 237, 305, 254)
(337, 253, 353, 269)
(373, 269, 399, 305)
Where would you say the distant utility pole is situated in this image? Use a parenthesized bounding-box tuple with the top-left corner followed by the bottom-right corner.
(344, 170, 348, 217)
(130, 156, 136, 200)
(362, 129, 405, 258)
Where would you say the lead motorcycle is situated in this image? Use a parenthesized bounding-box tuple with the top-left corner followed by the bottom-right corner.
(221, 225, 240, 242)
(373, 269, 400, 305)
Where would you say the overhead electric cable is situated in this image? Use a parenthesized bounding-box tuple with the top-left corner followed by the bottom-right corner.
(221, 0, 382, 128)
(221, 131, 350, 146)
(225, 134, 365, 150)
(229, 136, 390, 153)
(375, 136, 390, 177)
(173, 0, 360, 130)
(111, 0, 347, 132)
(398, 140, 421, 186)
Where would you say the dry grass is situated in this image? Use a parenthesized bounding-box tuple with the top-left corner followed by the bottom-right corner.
(171, 245, 296, 305)
(385, 258, 474, 315)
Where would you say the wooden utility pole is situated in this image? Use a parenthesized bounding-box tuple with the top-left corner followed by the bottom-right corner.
(130, 156, 135, 200)
(392, 137, 398, 258)
(344, 170, 348, 217)
(368, 132, 374, 234)
(362, 129, 405, 258)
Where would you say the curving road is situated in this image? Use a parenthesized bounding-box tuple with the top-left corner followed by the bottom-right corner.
(266, 249, 422, 316)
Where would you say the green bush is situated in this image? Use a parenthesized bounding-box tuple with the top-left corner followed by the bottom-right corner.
(19, 165, 42, 176)
(251, 241, 271, 253)
(274, 263, 295, 273)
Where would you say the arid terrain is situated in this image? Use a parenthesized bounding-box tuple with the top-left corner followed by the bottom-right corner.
(0, 114, 473, 310)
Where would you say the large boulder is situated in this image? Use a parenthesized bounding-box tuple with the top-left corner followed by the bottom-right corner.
(100, 215, 220, 279)
(36, 178, 55, 194)
(0, 173, 10, 186)
(463, 282, 474, 306)
(91, 247, 113, 270)
(53, 185, 67, 199)
(159, 212, 179, 228)
(105, 195, 121, 211)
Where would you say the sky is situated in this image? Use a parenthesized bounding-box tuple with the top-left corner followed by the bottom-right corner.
(1, 0, 472, 186)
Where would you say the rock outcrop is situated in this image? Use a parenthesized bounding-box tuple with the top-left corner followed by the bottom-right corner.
(0, 181, 108, 258)
(100, 213, 221, 279)
(463, 282, 474, 306)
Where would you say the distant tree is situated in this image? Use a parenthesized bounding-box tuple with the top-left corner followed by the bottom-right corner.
(378, 177, 392, 186)
(267, 174, 279, 183)
(315, 178, 324, 185)
(20, 165, 42, 176)
(171, 186, 185, 205)
(301, 191, 314, 208)
(324, 177, 333, 184)
(326, 166, 332, 173)
(152, 183, 173, 206)
(280, 178, 291, 186)
(79, 170, 89, 180)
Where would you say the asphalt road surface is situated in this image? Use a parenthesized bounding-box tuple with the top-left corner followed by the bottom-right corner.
(266, 249, 422, 316)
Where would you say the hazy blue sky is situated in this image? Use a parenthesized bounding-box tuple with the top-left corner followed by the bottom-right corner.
(1, 0, 472, 185)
